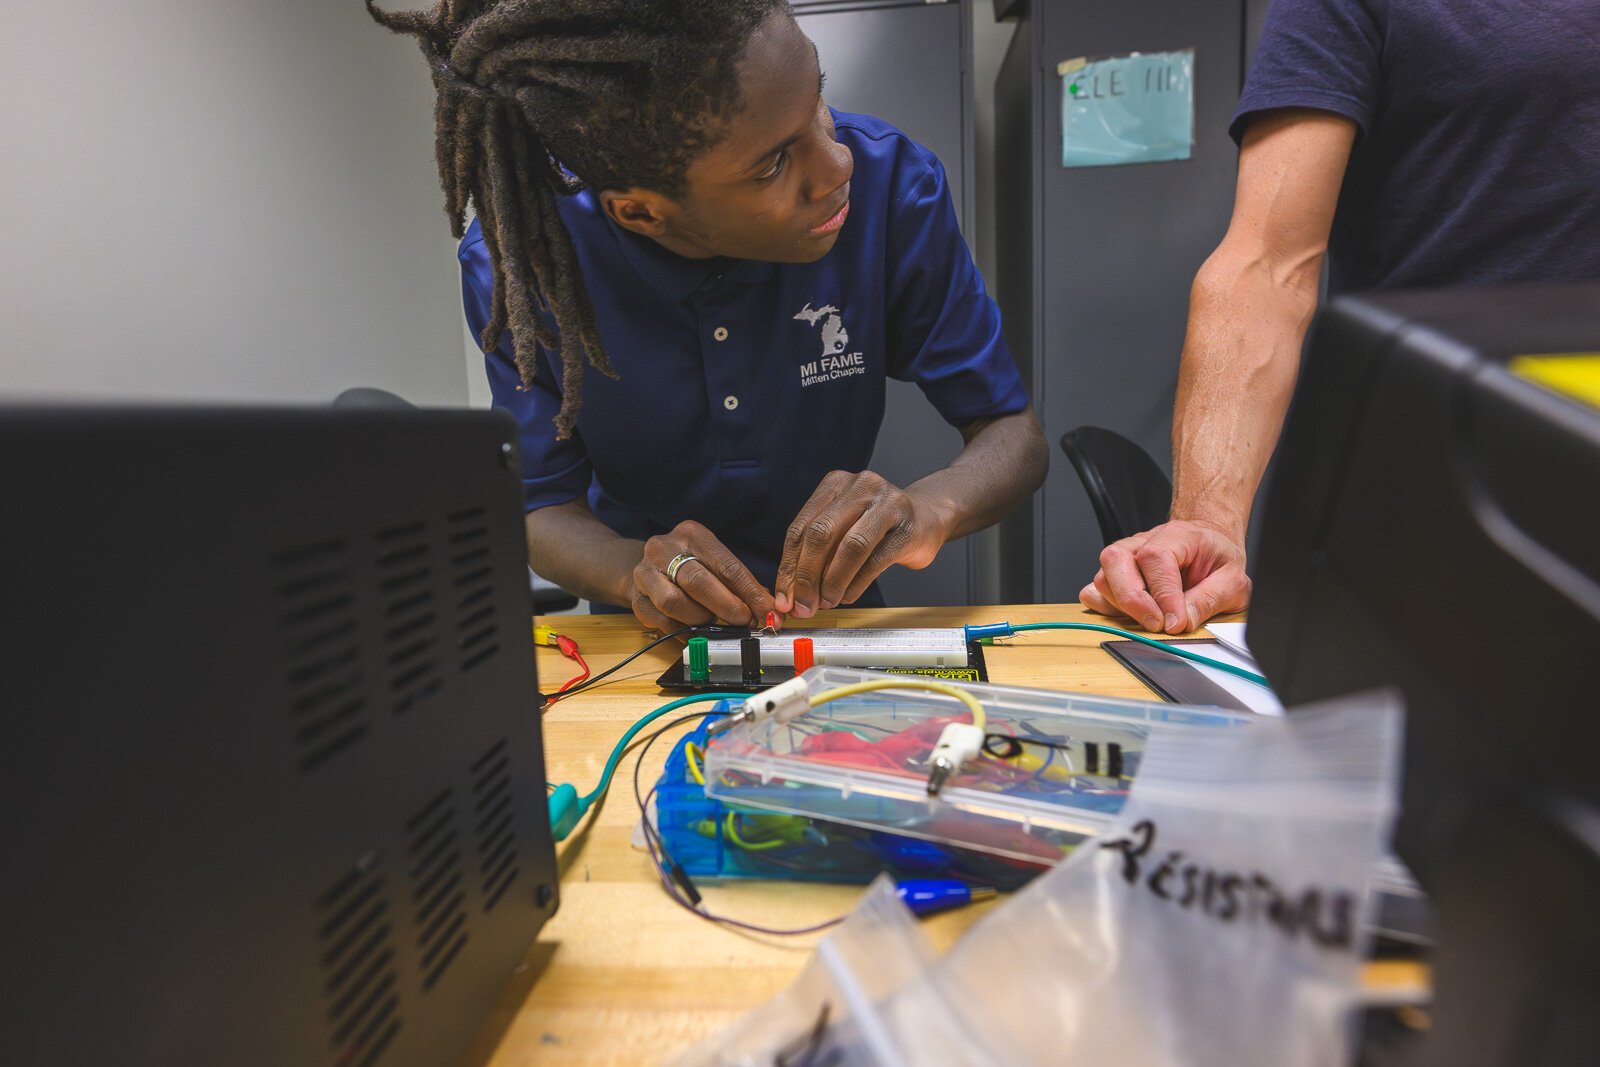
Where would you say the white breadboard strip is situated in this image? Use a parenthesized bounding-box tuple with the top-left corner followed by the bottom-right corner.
(683, 627, 970, 668)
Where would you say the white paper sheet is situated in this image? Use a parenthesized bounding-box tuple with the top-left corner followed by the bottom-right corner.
(1185, 638, 1283, 717)
(1205, 621, 1252, 661)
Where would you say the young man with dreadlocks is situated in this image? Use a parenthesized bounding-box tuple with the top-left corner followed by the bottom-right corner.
(368, 0, 1048, 630)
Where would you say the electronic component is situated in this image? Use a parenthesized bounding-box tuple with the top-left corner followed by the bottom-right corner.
(739, 636, 762, 683)
(710, 676, 813, 737)
(0, 400, 561, 1067)
(651, 714, 1048, 893)
(657, 628, 988, 692)
(926, 722, 985, 796)
(896, 879, 997, 916)
(687, 636, 710, 682)
(704, 667, 1247, 862)
(712, 675, 989, 797)
(1251, 283, 1600, 1055)
(690, 627, 970, 668)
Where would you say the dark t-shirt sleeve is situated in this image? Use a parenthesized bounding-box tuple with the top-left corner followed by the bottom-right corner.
(1232, 0, 1387, 144)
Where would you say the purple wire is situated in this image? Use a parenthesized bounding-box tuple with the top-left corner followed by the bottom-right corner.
(639, 783, 847, 937)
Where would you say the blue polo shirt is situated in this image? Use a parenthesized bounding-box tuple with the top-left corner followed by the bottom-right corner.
(459, 109, 1027, 604)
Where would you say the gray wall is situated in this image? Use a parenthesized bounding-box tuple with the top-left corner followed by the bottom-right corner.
(971, 10, 1018, 288)
(0, 1, 470, 406)
(996, 0, 1248, 603)
(969, 9, 1020, 604)
(797, 0, 977, 607)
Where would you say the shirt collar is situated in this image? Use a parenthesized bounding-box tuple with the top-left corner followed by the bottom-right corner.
(608, 215, 777, 301)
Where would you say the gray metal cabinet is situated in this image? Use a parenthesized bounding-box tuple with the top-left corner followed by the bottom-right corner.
(795, 0, 980, 607)
(995, 0, 1257, 602)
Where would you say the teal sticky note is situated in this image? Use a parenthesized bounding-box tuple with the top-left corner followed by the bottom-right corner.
(1060, 49, 1195, 168)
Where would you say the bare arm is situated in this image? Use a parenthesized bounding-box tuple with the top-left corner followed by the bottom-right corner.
(775, 406, 1048, 618)
(920, 407, 1051, 538)
(528, 408, 1047, 625)
(525, 499, 778, 629)
(1171, 109, 1355, 538)
(524, 499, 642, 608)
(1082, 109, 1356, 632)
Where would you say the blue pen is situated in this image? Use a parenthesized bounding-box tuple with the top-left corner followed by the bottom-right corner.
(895, 878, 997, 916)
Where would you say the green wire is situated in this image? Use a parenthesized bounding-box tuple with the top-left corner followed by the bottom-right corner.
(553, 690, 746, 840)
(1004, 621, 1271, 688)
(578, 692, 746, 808)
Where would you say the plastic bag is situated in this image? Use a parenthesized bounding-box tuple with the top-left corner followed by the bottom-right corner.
(673, 691, 1403, 1067)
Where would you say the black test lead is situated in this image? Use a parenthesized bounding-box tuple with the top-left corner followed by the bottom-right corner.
(740, 635, 762, 684)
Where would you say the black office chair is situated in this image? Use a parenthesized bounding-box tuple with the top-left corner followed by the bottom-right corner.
(528, 568, 579, 615)
(1059, 426, 1172, 545)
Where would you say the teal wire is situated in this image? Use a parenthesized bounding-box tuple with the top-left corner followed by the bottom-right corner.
(1005, 622, 1271, 688)
(579, 692, 746, 808)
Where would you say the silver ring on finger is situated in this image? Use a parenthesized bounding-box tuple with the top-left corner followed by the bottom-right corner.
(665, 552, 699, 585)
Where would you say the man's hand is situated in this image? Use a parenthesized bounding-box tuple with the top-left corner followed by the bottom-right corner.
(1079, 520, 1251, 633)
(774, 470, 951, 618)
(631, 520, 777, 631)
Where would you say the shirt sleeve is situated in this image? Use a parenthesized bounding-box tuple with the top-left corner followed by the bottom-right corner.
(883, 147, 1029, 428)
(459, 237, 593, 513)
(1232, 0, 1387, 143)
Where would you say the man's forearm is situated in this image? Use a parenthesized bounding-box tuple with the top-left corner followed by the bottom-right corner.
(1169, 246, 1319, 543)
(523, 499, 644, 608)
(905, 407, 1049, 542)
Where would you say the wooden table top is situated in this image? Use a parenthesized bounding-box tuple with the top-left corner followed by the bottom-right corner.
(464, 604, 1419, 1066)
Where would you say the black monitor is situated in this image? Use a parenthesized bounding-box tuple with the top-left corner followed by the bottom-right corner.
(1251, 283, 1600, 1066)
(1, 403, 558, 1067)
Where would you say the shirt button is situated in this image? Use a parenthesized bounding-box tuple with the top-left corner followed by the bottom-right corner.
(723, 395, 739, 411)
(713, 326, 729, 342)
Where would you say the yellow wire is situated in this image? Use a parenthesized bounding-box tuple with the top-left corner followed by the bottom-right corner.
(705, 681, 988, 850)
(724, 813, 786, 851)
(685, 744, 786, 850)
(808, 678, 987, 733)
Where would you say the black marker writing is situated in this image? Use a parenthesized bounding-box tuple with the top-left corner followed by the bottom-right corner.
(1098, 819, 1358, 952)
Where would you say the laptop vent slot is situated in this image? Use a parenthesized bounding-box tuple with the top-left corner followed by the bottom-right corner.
(405, 790, 469, 992)
(447, 506, 499, 672)
(317, 859, 401, 1067)
(274, 539, 369, 772)
(375, 520, 443, 715)
(470, 739, 520, 911)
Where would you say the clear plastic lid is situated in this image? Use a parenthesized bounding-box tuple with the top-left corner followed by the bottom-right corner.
(703, 666, 1252, 864)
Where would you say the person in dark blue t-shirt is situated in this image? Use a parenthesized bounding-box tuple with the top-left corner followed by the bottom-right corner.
(1083, 0, 1600, 634)
(370, 1, 1046, 629)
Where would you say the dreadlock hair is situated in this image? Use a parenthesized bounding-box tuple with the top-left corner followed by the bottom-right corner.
(366, 0, 789, 439)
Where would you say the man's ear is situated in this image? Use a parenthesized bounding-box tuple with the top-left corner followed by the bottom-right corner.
(598, 189, 674, 237)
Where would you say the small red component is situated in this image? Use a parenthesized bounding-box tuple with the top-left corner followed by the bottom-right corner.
(764, 610, 781, 632)
(544, 633, 588, 703)
(796, 719, 956, 772)
(792, 636, 815, 673)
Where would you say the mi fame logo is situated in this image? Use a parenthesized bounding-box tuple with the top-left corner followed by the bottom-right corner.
(794, 302, 866, 387)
